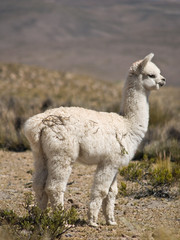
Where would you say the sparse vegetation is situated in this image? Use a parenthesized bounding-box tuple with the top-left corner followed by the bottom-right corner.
(150, 154, 173, 187)
(0, 193, 79, 240)
(119, 181, 127, 196)
(119, 162, 145, 182)
(144, 139, 180, 164)
(119, 154, 180, 199)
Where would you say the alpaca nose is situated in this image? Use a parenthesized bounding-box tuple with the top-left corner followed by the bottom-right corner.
(158, 77, 166, 87)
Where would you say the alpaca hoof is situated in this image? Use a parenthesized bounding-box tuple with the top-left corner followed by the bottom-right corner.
(88, 221, 98, 227)
(107, 220, 117, 226)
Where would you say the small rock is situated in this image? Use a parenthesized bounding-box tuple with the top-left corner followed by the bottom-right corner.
(72, 203, 80, 209)
(65, 233, 73, 237)
(123, 210, 127, 215)
(68, 199, 74, 203)
(132, 235, 138, 238)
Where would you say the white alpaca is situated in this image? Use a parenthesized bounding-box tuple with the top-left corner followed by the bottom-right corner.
(24, 53, 166, 227)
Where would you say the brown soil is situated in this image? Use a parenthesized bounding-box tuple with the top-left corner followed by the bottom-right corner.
(0, 150, 179, 240)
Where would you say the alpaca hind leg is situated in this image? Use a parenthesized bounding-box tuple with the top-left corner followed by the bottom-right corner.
(45, 156, 72, 208)
(102, 176, 118, 225)
(88, 164, 118, 227)
(32, 151, 48, 210)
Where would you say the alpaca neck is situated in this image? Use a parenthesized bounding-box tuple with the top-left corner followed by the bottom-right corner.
(120, 75, 150, 135)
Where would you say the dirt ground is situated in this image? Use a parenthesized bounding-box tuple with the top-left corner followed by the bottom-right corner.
(0, 150, 179, 240)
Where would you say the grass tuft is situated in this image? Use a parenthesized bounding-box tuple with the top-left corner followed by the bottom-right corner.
(119, 181, 127, 196)
(150, 153, 179, 187)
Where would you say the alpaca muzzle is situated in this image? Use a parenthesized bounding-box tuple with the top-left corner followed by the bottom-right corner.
(158, 77, 166, 87)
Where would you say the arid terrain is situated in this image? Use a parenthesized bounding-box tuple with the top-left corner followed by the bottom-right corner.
(0, 150, 179, 240)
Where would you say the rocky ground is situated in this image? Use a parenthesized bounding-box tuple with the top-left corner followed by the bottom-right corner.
(0, 150, 179, 240)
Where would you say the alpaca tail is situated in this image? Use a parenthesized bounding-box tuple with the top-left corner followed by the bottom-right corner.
(24, 113, 45, 151)
(24, 114, 48, 209)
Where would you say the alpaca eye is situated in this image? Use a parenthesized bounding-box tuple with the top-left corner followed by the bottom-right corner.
(148, 74, 156, 78)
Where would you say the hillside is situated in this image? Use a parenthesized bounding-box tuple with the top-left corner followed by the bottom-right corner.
(0, 0, 180, 85)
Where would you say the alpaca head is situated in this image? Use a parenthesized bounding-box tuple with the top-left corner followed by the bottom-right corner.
(129, 53, 166, 91)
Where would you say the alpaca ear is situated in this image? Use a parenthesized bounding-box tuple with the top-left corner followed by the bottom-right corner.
(139, 53, 154, 70)
(130, 53, 154, 75)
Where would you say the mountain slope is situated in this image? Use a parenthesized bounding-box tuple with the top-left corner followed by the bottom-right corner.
(0, 0, 179, 85)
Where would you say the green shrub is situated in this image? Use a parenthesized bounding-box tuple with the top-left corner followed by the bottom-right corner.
(172, 166, 180, 181)
(122, 154, 180, 187)
(150, 168, 173, 186)
(0, 193, 79, 240)
(149, 153, 180, 186)
(119, 181, 127, 196)
(119, 161, 149, 181)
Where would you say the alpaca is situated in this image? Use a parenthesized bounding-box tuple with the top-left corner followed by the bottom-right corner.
(24, 53, 166, 227)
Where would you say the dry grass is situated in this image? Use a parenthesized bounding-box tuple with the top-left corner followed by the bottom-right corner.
(153, 153, 172, 172)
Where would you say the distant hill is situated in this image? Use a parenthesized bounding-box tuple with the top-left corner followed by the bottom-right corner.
(0, 0, 180, 86)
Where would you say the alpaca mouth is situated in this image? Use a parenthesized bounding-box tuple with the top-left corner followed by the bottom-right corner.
(158, 82, 165, 87)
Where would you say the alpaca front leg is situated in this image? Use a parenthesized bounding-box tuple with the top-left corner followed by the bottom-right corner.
(88, 164, 118, 227)
(102, 176, 118, 225)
